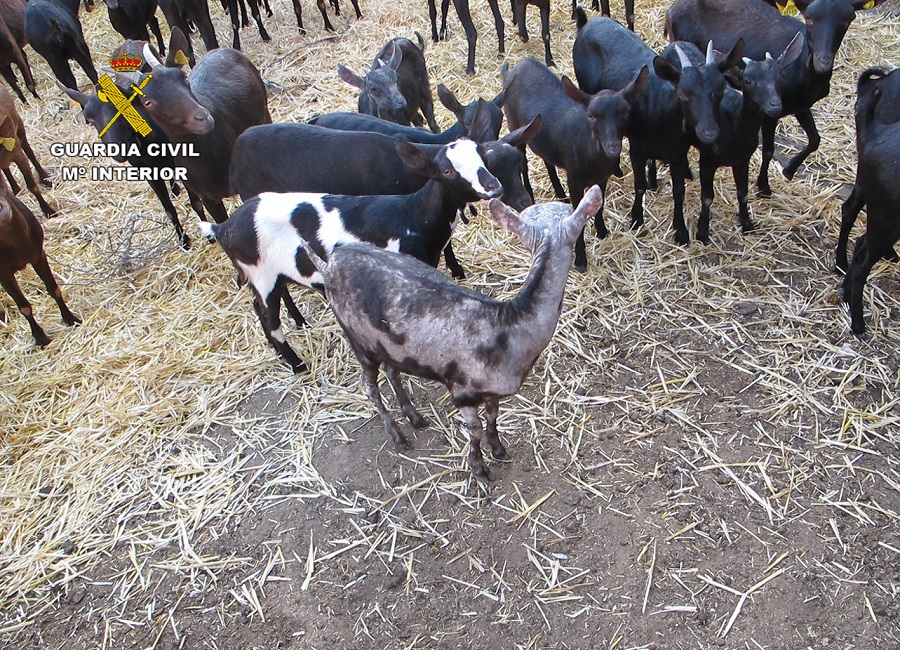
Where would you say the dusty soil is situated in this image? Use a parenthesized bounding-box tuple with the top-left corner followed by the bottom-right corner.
(1, 1, 899, 649)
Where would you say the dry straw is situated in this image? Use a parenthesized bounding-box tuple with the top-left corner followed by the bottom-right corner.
(0, 0, 898, 643)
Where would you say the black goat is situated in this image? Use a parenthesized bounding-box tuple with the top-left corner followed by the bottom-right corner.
(665, 0, 886, 197)
(572, 0, 634, 31)
(114, 29, 270, 224)
(0, 0, 39, 101)
(664, 35, 802, 243)
(427, 0, 504, 76)
(156, 0, 218, 65)
(338, 34, 439, 133)
(223, 0, 268, 50)
(836, 66, 900, 275)
(841, 67, 900, 336)
(24, 0, 98, 90)
(104, 0, 166, 55)
(290, 0, 361, 34)
(498, 56, 646, 270)
(203, 139, 502, 373)
(310, 84, 504, 145)
(573, 12, 743, 244)
(230, 111, 541, 276)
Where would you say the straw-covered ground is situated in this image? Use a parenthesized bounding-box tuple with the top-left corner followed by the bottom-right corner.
(1, 0, 898, 648)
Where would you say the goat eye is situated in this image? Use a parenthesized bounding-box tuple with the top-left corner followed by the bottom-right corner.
(442, 167, 454, 177)
(142, 98, 155, 109)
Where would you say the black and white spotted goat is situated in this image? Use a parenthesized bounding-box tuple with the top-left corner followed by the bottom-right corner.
(299, 186, 605, 478)
(200, 138, 502, 373)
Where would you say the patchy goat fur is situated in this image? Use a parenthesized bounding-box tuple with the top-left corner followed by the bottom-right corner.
(299, 186, 604, 478)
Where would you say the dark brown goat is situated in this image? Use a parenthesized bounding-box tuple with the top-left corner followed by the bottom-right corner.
(427, 0, 504, 76)
(0, 84, 55, 217)
(0, 0, 38, 102)
(0, 179, 79, 347)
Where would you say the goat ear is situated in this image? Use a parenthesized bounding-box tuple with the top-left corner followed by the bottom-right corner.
(779, 32, 804, 67)
(167, 28, 190, 66)
(395, 141, 432, 171)
(852, 0, 883, 8)
(620, 66, 649, 102)
(653, 56, 681, 84)
(793, 0, 812, 11)
(569, 185, 604, 231)
(488, 198, 525, 238)
(0, 116, 15, 141)
(561, 76, 591, 107)
(501, 114, 542, 148)
(718, 38, 745, 73)
(337, 64, 366, 90)
(492, 88, 505, 108)
(58, 81, 90, 107)
(437, 84, 465, 118)
(466, 100, 494, 142)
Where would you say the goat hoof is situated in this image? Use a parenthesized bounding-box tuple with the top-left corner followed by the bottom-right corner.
(40, 177, 53, 189)
(490, 446, 509, 461)
(291, 362, 310, 374)
(741, 222, 755, 234)
(757, 185, 772, 198)
(35, 334, 52, 347)
(470, 462, 491, 481)
(574, 262, 587, 273)
(674, 231, 690, 245)
(547, 59, 557, 69)
(409, 414, 429, 429)
(394, 437, 411, 451)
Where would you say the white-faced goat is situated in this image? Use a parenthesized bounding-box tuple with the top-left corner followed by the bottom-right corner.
(299, 186, 604, 479)
(200, 139, 502, 374)
(841, 67, 900, 336)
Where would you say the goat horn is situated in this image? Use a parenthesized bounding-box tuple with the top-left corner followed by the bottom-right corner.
(705, 41, 716, 65)
(766, 52, 774, 61)
(143, 43, 163, 68)
(675, 44, 693, 69)
(742, 57, 752, 66)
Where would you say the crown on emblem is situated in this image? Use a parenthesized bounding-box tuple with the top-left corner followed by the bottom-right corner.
(109, 52, 143, 72)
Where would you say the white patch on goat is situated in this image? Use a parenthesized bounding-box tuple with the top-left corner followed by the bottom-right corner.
(386, 238, 401, 252)
(270, 327, 286, 343)
(314, 195, 363, 253)
(446, 140, 493, 196)
(239, 192, 329, 297)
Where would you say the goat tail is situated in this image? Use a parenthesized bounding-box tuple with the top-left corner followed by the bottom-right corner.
(414, 30, 426, 53)
(574, 6, 588, 32)
(296, 234, 328, 274)
(198, 221, 218, 243)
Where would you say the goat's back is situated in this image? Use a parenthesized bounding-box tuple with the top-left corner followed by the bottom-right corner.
(572, 16, 655, 93)
(190, 48, 271, 139)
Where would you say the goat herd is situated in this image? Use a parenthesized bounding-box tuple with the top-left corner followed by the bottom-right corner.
(1, 0, 898, 478)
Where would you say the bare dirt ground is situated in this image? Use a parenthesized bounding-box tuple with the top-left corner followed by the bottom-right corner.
(1, 1, 898, 649)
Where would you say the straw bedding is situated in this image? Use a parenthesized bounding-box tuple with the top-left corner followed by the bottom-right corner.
(0, 0, 898, 647)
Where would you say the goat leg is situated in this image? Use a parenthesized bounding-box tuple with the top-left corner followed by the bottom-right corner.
(783, 109, 820, 181)
(696, 156, 715, 244)
(459, 404, 490, 479)
(443, 241, 466, 279)
(31, 253, 80, 327)
(670, 157, 690, 245)
(487, 0, 504, 54)
(733, 161, 754, 235)
(256, 289, 309, 373)
(360, 359, 410, 449)
(540, 2, 554, 68)
(383, 365, 428, 429)
(757, 116, 777, 197)
(0, 271, 50, 346)
(836, 181, 864, 275)
(629, 150, 648, 230)
(0, 67, 26, 103)
(3, 169, 20, 195)
(483, 398, 508, 460)
(147, 178, 190, 249)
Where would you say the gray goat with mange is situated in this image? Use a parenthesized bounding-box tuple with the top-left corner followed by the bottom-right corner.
(841, 67, 900, 337)
(337, 33, 440, 133)
(299, 185, 604, 479)
(201, 138, 502, 374)
(0, 179, 79, 347)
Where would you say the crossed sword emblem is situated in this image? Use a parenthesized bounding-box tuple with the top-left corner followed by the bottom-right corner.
(96, 74, 153, 138)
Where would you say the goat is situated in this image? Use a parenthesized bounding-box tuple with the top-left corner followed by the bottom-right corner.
(114, 29, 270, 224)
(291, 0, 362, 34)
(338, 34, 440, 134)
(665, 0, 886, 197)
(0, 84, 55, 217)
(0, 0, 39, 102)
(572, 11, 743, 244)
(24, 0, 98, 90)
(156, 0, 218, 65)
(0, 178, 79, 347)
(61, 78, 198, 248)
(104, 0, 166, 55)
(299, 185, 604, 478)
(664, 34, 803, 243)
(427, 0, 504, 76)
(840, 67, 900, 336)
(511, 1, 555, 68)
(203, 138, 502, 373)
(230, 110, 539, 276)
(835, 66, 900, 275)
(310, 84, 504, 145)
(498, 56, 647, 269)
